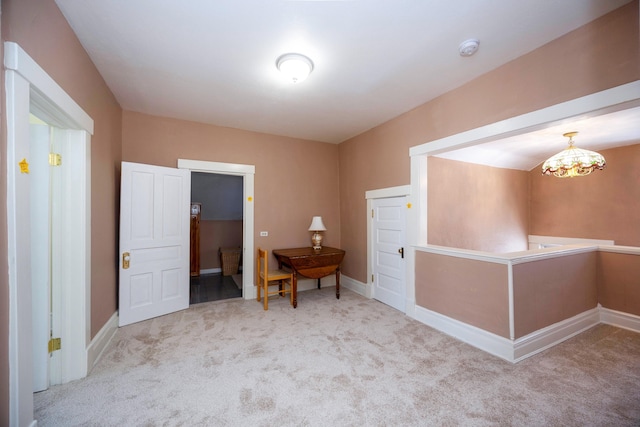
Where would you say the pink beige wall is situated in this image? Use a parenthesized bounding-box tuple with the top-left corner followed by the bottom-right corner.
(530, 143, 640, 246)
(339, 2, 639, 283)
(415, 251, 510, 337)
(597, 251, 640, 316)
(427, 143, 640, 253)
(416, 249, 623, 340)
(122, 111, 340, 256)
(428, 157, 529, 252)
(200, 220, 243, 270)
(1, 1, 638, 424)
(1, 0, 123, 423)
(512, 252, 598, 338)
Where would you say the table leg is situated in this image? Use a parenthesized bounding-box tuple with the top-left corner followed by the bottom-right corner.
(336, 267, 340, 299)
(317, 278, 321, 289)
(292, 270, 298, 308)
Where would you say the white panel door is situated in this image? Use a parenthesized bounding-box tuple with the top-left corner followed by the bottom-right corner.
(372, 197, 406, 312)
(119, 162, 190, 326)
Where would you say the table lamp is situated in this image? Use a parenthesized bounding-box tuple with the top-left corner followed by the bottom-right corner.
(308, 216, 326, 250)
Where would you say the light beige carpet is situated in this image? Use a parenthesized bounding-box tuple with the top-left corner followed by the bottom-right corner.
(34, 288, 640, 426)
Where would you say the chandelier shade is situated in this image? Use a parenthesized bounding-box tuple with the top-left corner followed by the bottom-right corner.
(541, 132, 606, 178)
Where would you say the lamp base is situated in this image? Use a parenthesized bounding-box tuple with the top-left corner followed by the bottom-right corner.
(311, 232, 323, 250)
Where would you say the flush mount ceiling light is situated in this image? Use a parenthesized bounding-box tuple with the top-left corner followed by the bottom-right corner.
(541, 131, 606, 178)
(458, 38, 480, 57)
(276, 53, 314, 83)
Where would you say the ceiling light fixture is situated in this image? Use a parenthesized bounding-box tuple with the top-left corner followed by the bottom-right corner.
(541, 131, 606, 178)
(276, 53, 314, 83)
(458, 39, 479, 57)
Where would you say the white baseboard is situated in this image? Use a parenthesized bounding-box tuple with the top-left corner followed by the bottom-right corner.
(341, 275, 367, 297)
(200, 268, 221, 275)
(413, 305, 515, 362)
(600, 306, 640, 332)
(513, 308, 600, 362)
(412, 304, 637, 363)
(86, 311, 118, 373)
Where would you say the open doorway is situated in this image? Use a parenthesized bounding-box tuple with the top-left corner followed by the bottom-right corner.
(177, 159, 256, 302)
(190, 172, 244, 303)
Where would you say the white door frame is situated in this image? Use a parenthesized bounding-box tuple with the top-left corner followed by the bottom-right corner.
(177, 159, 256, 299)
(365, 185, 413, 314)
(5, 42, 93, 426)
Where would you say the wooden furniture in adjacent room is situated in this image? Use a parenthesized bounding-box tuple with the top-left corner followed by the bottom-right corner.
(272, 246, 345, 308)
(190, 203, 201, 277)
(256, 248, 293, 310)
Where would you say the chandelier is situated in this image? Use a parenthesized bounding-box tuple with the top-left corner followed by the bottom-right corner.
(541, 132, 606, 178)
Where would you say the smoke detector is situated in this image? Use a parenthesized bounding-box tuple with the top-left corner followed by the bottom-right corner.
(459, 39, 480, 57)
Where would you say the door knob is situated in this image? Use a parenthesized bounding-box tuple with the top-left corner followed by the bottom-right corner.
(122, 252, 130, 269)
(398, 247, 404, 258)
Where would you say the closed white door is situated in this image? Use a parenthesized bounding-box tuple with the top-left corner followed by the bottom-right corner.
(372, 197, 406, 312)
(119, 162, 191, 326)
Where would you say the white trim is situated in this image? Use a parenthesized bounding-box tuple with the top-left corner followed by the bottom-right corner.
(177, 158, 256, 300)
(409, 155, 428, 246)
(5, 42, 94, 426)
(411, 304, 638, 363)
(6, 61, 33, 427)
(507, 245, 598, 265)
(599, 307, 640, 333)
(365, 185, 410, 200)
(341, 275, 367, 297)
(200, 268, 222, 275)
(415, 243, 600, 265)
(512, 308, 600, 362)
(528, 234, 614, 248)
(86, 312, 118, 373)
(4, 42, 94, 134)
(415, 244, 512, 264)
(598, 245, 640, 255)
(413, 305, 610, 363)
(507, 263, 514, 341)
(413, 305, 515, 362)
(177, 159, 254, 175)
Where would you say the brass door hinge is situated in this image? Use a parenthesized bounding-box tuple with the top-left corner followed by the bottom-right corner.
(371, 209, 374, 218)
(49, 153, 62, 166)
(48, 337, 61, 353)
(371, 274, 374, 283)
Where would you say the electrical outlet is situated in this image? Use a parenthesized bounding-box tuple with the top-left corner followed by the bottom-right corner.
(260, 231, 268, 237)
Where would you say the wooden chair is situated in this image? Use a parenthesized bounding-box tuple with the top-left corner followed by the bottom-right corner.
(256, 248, 293, 310)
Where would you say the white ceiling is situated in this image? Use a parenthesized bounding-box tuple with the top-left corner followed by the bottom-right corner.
(436, 106, 640, 171)
(54, 0, 637, 166)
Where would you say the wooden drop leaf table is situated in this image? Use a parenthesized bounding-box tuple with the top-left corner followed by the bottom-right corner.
(272, 246, 346, 308)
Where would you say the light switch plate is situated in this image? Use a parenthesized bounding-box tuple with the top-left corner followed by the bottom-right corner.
(260, 231, 268, 237)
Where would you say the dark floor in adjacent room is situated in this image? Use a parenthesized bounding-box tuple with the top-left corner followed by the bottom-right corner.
(190, 273, 242, 304)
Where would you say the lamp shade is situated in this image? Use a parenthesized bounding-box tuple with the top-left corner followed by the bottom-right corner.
(541, 132, 606, 178)
(308, 216, 326, 231)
